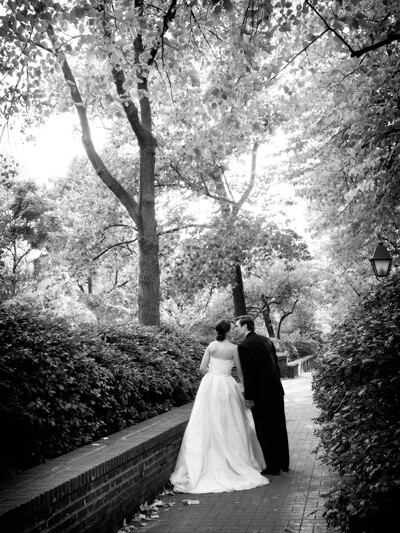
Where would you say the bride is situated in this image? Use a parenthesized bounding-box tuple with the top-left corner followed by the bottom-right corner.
(170, 319, 269, 493)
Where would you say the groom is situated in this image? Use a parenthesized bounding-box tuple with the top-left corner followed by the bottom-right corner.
(235, 315, 289, 475)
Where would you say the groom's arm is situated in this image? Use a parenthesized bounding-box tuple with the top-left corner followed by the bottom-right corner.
(238, 345, 257, 401)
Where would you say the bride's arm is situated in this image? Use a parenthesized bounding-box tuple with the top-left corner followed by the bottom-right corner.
(233, 346, 244, 385)
(199, 345, 211, 374)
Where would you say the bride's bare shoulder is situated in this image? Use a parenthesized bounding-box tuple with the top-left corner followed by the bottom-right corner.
(207, 340, 219, 352)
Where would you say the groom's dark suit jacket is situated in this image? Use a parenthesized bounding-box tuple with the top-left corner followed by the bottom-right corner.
(238, 331, 284, 403)
(238, 331, 289, 472)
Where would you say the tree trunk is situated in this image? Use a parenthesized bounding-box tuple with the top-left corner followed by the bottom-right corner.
(277, 299, 298, 339)
(230, 143, 258, 314)
(57, 54, 161, 325)
(232, 263, 247, 317)
(137, 233, 159, 324)
(261, 293, 275, 338)
(137, 140, 160, 325)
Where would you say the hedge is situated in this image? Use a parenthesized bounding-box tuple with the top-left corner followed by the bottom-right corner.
(276, 337, 320, 361)
(312, 274, 400, 532)
(293, 338, 320, 359)
(0, 303, 206, 479)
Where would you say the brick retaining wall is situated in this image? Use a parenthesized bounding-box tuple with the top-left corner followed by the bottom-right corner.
(0, 404, 192, 533)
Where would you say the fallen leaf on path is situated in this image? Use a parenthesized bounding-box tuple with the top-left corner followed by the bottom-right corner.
(182, 499, 200, 505)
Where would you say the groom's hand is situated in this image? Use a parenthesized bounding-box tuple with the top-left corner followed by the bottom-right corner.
(244, 399, 254, 409)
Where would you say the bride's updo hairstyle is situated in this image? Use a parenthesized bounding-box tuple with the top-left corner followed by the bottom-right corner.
(215, 319, 233, 341)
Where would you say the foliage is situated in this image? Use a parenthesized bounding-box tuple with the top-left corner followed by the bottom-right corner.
(274, 339, 299, 360)
(1, 0, 345, 324)
(0, 0, 294, 325)
(0, 302, 206, 479)
(163, 214, 310, 299)
(44, 158, 139, 319)
(312, 273, 400, 532)
(275, 335, 320, 361)
(1, 0, 399, 333)
(276, 0, 400, 280)
(0, 155, 58, 301)
(288, 301, 320, 338)
(292, 338, 320, 358)
(240, 260, 331, 339)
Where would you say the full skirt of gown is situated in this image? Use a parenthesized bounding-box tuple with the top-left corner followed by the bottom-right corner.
(170, 358, 269, 493)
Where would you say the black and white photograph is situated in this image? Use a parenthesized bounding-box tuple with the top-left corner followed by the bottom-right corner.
(0, 1, 399, 532)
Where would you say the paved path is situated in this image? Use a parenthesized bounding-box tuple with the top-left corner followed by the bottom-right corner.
(133, 372, 338, 533)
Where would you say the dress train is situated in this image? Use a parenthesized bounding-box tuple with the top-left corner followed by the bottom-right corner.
(170, 357, 269, 493)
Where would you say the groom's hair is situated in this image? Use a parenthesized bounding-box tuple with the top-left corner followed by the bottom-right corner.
(236, 315, 255, 331)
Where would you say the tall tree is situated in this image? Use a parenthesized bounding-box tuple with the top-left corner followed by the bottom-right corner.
(0, 155, 57, 301)
(163, 212, 310, 318)
(269, 0, 400, 277)
(0, 0, 296, 324)
(47, 155, 139, 300)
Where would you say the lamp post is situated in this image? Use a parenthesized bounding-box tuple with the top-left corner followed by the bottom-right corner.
(369, 241, 393, 278)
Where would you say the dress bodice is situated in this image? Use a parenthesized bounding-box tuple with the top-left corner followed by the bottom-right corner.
(208, 357, 234, 376)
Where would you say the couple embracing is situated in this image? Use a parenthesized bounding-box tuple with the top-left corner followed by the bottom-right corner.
(170, 315, 289, 494)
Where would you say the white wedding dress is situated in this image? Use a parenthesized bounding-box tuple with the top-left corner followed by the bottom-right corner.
(170, 357, 269, 493)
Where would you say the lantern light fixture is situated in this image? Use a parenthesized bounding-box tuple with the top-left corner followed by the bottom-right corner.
(369, 241, 393, 278)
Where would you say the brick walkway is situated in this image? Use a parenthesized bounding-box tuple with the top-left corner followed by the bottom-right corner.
(138, 372, 338, 533)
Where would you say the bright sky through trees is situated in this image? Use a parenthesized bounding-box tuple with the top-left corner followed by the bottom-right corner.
(1, 113, 107, 184)
(1, 112, 310, 249)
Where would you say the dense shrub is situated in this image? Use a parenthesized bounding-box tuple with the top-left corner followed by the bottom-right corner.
(0, 303, 206, 479)
(293, 338, 320, 359)
(313, 274, 400, 532)
(276, 337, 320, 361)
(275, 339, 299, 360)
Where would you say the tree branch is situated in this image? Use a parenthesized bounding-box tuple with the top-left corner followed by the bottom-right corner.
(12, 247, 32, 271)
(92, 239, 138, 261)
(112, 66, 152, 145)
(277, 298, 299, 339)
(158, 223, 209, 236)
(270, 28, 329, 81)
(306, 0, 400, 58)
(351, 33, 400, 58)
(46, 27, 140, 224)
(169, 162, 236, 205)
(103, 223, 137, 232)
(236, 141, 258, 212)
(108, 269, 130, 292)
(305, 0, 355, 55)
(146, 0, 178, 67)
(133, 0, 178, 134)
